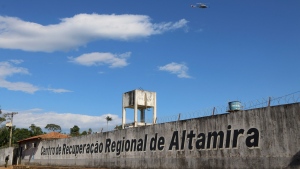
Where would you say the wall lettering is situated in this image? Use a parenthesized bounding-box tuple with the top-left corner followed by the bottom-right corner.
(40, 125, 259, 157)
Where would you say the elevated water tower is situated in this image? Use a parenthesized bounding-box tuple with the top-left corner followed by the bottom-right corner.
(122, 89, 157, 129)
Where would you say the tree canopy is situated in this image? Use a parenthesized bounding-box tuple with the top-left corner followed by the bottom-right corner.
(45, 123, 62, 133)
(81, 128, 92, 135)
(13, 128, 31, 143)
(0, 124, 43, 148)
(0, 123, 92, 147)
(0, 108, 5, 125)
(0, 117, 5, 124)
(0, 126, 9, 148)
(70, 125, 80, 137)
(114, 125, 122, 130)
(29, 124, 44, 136)
(105, 116, 113, 130)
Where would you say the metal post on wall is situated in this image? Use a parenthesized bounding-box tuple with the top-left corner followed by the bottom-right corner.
(212, 107, 216, 115)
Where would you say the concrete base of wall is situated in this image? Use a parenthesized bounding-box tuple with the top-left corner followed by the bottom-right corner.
(28, 157, 297, 169)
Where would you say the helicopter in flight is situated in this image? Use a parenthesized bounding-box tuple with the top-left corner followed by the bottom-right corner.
(191, 3, 208, 8)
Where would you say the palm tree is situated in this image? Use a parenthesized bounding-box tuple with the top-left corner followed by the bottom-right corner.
(105, 116, 112, 131)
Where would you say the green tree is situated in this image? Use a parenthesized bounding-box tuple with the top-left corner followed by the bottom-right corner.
(13, 128, 31, 144)
(1, 125, 35, 147)
(29, 124, 44, 136)
(114, 125, 122, 130)
(81, 128, 92, 135)
(0, 107, 6, 125)
(70, 125, 80, 137)
(0, 117, 4, 124)
(105, 116, 112, 131)
(45, 124, 62, 133)
(88, 128, 92, 134)
(81, 131, 87, 135)
(0, 126, 9, 148)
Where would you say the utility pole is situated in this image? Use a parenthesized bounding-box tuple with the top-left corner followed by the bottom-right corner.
(5, 112, 18, 147)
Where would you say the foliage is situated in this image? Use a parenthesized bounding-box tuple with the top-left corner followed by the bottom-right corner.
(81, 128, 92, 135)
(0, 117, 5, 124)
(0, 126, 9, 148)
(88, 128, 92, 134)
(13, 128, 31, 143)
(0, 108, 6, 125)
(29, 124, 44, 136)
(105, 116, 113, 130)
(70, 125, 80, 137)
(0, 123, 45, 148)
(114, 125, 122, 130)
(105, 116, 112, 122)
(0, 122, 94, 147)
(81, 131, 87, 135)
(45, 123, 62, 133)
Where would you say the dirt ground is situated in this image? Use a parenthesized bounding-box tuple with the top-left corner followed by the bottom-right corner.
(0, 166, 108, 169)
(0, 167, 13, 169)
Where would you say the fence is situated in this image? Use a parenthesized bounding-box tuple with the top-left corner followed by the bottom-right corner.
(115, 91, 300, 130)
(153, 91, 300, 124)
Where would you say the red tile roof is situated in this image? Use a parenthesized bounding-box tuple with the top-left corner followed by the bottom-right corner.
(18, 132, 70, 143)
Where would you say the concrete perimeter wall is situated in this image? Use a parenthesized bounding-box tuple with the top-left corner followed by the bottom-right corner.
(0, 147, 14, 166)
(21, 103, 300, 169)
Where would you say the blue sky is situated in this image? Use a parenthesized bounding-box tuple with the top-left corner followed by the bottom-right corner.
(0, 0, 299, 133)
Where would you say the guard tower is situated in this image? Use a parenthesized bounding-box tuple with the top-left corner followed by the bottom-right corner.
(122, 89, 157, 129)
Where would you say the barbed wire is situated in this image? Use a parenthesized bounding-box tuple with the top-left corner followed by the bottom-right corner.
(242, 91, 300, 109)
(155, 91, 300, 124)
(107, 91, 300, 131)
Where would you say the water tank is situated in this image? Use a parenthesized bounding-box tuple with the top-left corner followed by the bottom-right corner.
(228, 101, 242, 112)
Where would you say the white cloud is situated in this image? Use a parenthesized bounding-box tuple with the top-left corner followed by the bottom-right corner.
(0, 60, 39, 93)
(153, 19, 189, 33)
(0, 60, 71, 94)
(0, 60, 28, 77)
(69, 52, 131, 68)
(0, 14, 188, 52)
(9, 109, 122, 133)
(158, 62, 192, 78)
(0, 79, 39, 94)
(46, 88, 72, 93)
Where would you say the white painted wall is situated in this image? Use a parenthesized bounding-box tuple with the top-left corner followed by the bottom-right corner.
(19, 103, 300, 169)
(0, 147, 14, 166)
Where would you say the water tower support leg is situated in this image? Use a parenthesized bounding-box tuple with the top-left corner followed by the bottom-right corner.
(141, 109, 145, 123)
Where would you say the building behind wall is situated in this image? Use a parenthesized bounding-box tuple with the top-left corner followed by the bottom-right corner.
(17, 132, 69, 165)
